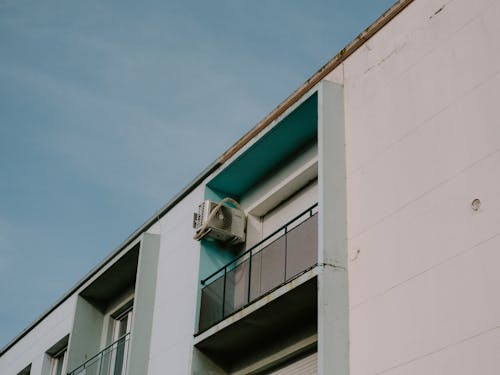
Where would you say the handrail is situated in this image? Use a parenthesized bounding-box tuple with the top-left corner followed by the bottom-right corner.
(68, 332, 130, 375)
(201, 202, 318, 285)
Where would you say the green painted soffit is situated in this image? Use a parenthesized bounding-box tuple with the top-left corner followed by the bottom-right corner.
(208, 92, 318, 198)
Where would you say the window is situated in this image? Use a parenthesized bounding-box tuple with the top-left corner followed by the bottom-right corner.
(45, 335, 69, 375)
(110, 306, 133, 375)
(261, 351, 317, 374)
(112, 307, 133, 341)
(49, 347, 67, 375)
(17, 364, 31, 375)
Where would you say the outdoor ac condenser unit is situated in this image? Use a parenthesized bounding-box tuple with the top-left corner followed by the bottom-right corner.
(193, 199, 246, 244)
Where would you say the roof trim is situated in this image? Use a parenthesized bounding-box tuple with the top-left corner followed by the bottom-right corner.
(0, 0, 414, 357)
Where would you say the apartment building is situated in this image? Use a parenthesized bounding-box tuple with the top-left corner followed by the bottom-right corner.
(2, 0, 500, 373)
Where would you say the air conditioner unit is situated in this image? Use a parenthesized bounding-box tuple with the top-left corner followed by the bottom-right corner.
(193, 199, 246, 244)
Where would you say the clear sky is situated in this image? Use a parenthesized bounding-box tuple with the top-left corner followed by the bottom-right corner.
(0, 0, 395, 348)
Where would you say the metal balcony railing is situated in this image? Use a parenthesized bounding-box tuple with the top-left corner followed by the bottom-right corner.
(198, 203, 318, 333)
(68, 333, 130, 375)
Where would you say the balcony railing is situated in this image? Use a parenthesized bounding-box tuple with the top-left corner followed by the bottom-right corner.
(68, 333, 130, 375)
(198, 203, 318, 332)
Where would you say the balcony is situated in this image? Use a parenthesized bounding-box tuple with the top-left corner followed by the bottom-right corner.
(198, 203, 318, 333)
(195, 204, 318, 371)
(69, 333, 130, 375)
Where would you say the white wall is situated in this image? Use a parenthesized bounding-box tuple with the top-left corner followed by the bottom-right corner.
(147, 185, 204, 375)
(261, 182, 317, 238)
(0, 296, 76, 375)
(337, 0, 500, 373)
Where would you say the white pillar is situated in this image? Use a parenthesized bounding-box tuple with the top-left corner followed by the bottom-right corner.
(317, 80, 349, 375)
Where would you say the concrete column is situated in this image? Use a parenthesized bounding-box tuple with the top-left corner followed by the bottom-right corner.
(317, 80, 349, 375)
(128, 233, 161, 375)
(66, 296, 104, 372)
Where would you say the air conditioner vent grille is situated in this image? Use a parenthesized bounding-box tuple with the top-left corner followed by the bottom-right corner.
(193, 199, 246, 244)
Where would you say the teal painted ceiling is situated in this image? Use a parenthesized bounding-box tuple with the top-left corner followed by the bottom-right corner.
(208, 93, 318, 198)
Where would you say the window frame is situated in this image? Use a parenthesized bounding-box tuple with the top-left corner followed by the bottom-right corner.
(49, 346, 67, 375)
(108, 302, 133, 375)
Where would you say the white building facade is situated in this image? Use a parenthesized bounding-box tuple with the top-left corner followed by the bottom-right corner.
(2, 0, 500, 373)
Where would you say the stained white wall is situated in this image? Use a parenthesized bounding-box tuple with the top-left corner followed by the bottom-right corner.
(0, 296, 76, 375)
(334, 0, 500, 373)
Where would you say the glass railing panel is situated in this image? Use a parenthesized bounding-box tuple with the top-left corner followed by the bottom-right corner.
(71, 356, 100, 375)
(199, 275, 224, 331)
(112, 336, 128, 375)
(285, 213, 318, 280)
(99, 346, 113, 375)
(68, 333, 130, 375)
(249, 251, 262, 301)
(223, 258, 250, 316)
(72, 360, 95, 374)
(258, 235, 286, 296)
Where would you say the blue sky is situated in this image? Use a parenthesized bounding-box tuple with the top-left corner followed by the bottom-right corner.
(0, 0, 395, 348)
